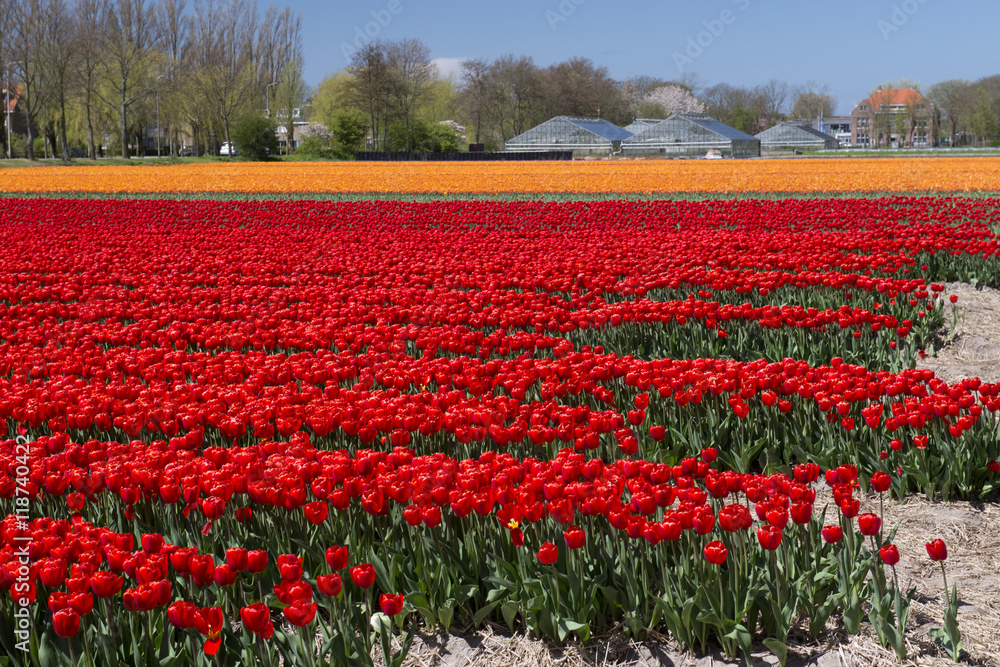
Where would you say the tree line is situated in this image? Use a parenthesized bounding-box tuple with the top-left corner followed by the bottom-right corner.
(0, 0, 303, 159)
(7, 12, 1000, 160)
(313, 43, 844, 154)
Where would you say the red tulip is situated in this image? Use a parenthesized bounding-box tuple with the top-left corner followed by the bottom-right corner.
(226, 548, 248, 572)
(272, 581, 311, 607)
(38, 560, 66, 588)
(789, 501, 813, 525)
(325, 546, 349, 571)
(66, 492, 85, 511)
(188, 554, 216, 587)
(858, 513, 881, 536)
(200, 496, 225, 521)
(141, 533, 164, 554)
(52, 608, 81, 638)
(350, 564, 376, 589)
(303, 501, 328, 525)
(90, 571, 124, 598)
(563, 525, 585, 550)
(926, 539, 947, 561)
(246, 550, 268, 573)
(703, 540, 727, 565)
(839, 498, 860, 518)
(880, 544, 900, 566)
(870, 472, 891, 493)
(68, 592, 94, 616)
(283, 601, 317, 626)
(379, 593, 404, 616)
(536, 541, 558, 565)
(168, 600, 199, 629)
(214, 564, 237, 587)
(317, 573, 343, 597)
(240, 603, 272, 636)
(277, 555, 303, 582)
(821, 525, 843, 544)
(757, 525, 782, 551)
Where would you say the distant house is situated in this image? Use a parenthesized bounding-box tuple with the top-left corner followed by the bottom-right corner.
(851, 88, 936, 148)
(621, 113, 760, 158)
(756, 121, 840, 151)
(505, 116, 633, 156)
(3, 84, 29, 138)
(274, 107, 308, 151)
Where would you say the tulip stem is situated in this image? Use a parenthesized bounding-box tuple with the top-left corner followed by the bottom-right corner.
(81, 618, 95, 667)
(551, 562, 561, 621)
(940, 561, 949, 601)
(773, 550, 782, 624)
(145, 611, 155, 667)
(102, 598, 118, 665)
(300, 622, 316, 667)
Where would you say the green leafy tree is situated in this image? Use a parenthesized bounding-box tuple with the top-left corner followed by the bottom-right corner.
(332, 109, 366, 157)
(231, 113, 276, 160)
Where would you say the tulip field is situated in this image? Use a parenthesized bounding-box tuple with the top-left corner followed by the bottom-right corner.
(2, 186, 1000, 666)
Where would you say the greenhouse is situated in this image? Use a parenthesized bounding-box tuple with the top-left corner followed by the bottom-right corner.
(505, 116, 633, 156)
(623, 118, 664, 135)
(756, 121, 841, 151)
(621, 113, 761, 158)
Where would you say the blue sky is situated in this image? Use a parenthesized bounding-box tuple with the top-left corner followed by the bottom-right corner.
(297, 0, 995, 115)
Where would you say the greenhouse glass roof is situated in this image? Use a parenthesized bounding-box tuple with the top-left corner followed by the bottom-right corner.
(755, 121, 840, 148)
(563, 117, 634, 142)
(505, 116, 635, 153)
(677, 114, 758, 141)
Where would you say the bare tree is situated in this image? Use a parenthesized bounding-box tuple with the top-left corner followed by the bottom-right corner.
(98, 0, 163, 158)
(349, 40, 390, 150)
(272, 7, 304, 151)
(791, 92, 836, 122)
(486, 54, 544, 142)
(756, 78, 789, 127)
(928, 80, 974, 147)
(73, 0, 107, 158)
(275, 57, 306, 153)
(44, 0, 75, 160)
(190, 0, 259, 152)
(458, 58, 490, 144)
(9, 0, 58, 160)
(157, 0, 188, 154)
(386, 38, 433, 151)
(544, 57, 629, 123)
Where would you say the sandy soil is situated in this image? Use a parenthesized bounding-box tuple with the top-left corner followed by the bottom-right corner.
(378, 284, 1000, 667)
(917, 283, 1000, 385)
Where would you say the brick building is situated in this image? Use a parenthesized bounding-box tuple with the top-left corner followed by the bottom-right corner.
(851, 88, 935, 148)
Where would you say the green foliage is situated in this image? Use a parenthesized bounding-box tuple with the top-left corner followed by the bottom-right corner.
(231, 114, 278, 161)
(332, 110, 368, 158)
(385, 120, 463, 153)
(296, 136, 333, 159)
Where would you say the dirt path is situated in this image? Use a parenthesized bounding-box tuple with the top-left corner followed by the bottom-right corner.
(917, 283, 1000, 384)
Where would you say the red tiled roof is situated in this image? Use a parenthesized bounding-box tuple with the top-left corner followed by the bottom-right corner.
(3, 84, 21, 113)
(861, 88, 928, 109)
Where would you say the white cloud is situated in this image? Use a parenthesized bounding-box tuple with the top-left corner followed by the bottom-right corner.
(431, 57, 465, 79)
